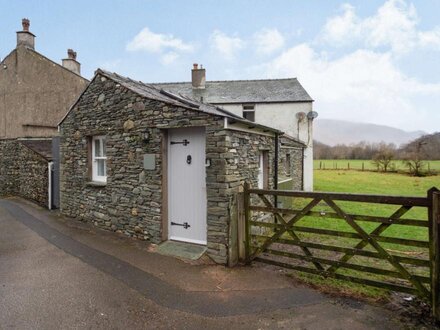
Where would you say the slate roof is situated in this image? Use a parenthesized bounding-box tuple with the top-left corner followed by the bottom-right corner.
(60, 69, 283, 134)
(20, 139, 53, 160)
(98, 70, 242, 120)
(152, 78, 314, 104)
(280, 135, 307, 148)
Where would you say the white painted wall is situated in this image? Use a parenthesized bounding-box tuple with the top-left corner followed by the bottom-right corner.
(217, 102, 315, 191)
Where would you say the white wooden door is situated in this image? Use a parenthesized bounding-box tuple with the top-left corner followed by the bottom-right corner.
(168, 127, 207, 245)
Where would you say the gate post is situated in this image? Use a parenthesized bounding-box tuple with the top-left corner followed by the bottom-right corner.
(236, 192, 246, 263)
(243, 182, 251, 264)
(428, 188, 440, 321)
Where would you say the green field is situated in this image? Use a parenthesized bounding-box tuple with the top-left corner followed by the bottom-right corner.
(272, 170, 440, 299)
(314, 170, 440, 195)
(314, 159, 440, 172)
(278, 171, 438, 249)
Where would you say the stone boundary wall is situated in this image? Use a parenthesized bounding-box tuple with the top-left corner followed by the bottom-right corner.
(0, 140, 49, 207)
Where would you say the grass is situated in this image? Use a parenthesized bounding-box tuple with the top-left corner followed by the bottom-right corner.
(314, 159, 440, 173)
(314, 170, 440, 195)
(258, 170, 440, 300)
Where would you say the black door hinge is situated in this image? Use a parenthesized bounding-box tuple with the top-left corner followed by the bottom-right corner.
(171, 221, 191, 229)
(171, 139, 190, 146)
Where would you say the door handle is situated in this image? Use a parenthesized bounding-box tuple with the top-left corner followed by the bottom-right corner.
(187, 155, 192, 164)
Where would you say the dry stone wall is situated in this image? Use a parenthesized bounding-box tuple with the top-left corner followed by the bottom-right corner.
(0, 140, 49, 206)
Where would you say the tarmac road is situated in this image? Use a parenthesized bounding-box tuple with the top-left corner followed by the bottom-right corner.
(0, 198, 405, 329)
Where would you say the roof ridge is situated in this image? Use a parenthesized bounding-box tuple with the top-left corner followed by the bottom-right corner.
(152, 77, 298, 85)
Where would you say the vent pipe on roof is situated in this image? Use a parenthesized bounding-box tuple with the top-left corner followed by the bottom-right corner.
(17, 18, 36, 49)
(62, 49, 81, 75)
(192, 63, 206, 89)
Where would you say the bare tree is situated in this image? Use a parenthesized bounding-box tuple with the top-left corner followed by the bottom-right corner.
(402, 139, 427, 176)
(371, 144, 395, 172)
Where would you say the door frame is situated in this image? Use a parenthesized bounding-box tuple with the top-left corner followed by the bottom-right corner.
(161, 130, 169, 241)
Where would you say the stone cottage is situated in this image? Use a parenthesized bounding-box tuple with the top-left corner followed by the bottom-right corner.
(0, 19, 88, 208)
(59, 69, 283, 264)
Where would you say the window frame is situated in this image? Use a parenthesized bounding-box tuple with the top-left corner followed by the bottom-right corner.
(258, 151, 269, 189)
(91, 135, 107, 183)
(242, 104, 256, 122)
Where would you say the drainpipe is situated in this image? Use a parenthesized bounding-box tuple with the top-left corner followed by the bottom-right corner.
(274, 133, 279, 190)
(301, 147, 305, 190)
(274, 133, 279, 208)
(48, 162, 53, 210)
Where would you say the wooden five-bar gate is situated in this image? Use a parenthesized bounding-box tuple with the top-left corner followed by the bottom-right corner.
(238, 183, 440, 320)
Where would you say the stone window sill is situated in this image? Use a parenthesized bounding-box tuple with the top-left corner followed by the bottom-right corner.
(86, 181, 107, 187)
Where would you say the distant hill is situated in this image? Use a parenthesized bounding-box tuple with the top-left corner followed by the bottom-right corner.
(314, 119, 425, 147)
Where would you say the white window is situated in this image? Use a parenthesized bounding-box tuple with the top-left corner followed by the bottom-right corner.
(242, 104, 255, 122)
(92, 136, 107, 182)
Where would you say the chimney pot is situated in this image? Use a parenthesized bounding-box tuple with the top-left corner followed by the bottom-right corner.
(22, 18, 30, 31)
(193, 63, 198, 70)
(67, 49, 77, 60)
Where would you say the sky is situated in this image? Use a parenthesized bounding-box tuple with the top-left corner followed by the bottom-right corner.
(1, 0, 440, 133)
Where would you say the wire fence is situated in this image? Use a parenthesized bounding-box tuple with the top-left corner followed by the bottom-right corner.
(314, 160, 440, 173)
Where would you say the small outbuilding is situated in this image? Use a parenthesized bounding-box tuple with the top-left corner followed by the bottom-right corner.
(59, 69, 283, 264)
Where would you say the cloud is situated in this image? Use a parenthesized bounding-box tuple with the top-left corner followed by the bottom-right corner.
(262, 43, 440, 131)
(160, 52, 179, 65)
(254, 28, 285, 55)
(321, 4, 360, 46)
(126, 27, 193, 53)
(320, 0, 440, 54)
(418, 27, 440, 50)
(209, 30, 244, 60)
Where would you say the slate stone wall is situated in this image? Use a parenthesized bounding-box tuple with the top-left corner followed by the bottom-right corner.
(206, 130, 275, 261)
(60, 73, 275, 264)
(0, 139, 49, 206)
(0, 140, 18, 195)
(279, 147, 304, 190)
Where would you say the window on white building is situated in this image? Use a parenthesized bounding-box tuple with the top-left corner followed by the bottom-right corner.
(242, 104, 255, 122)
(92, 136, 107, 182)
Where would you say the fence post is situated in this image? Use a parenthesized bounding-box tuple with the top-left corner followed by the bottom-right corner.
(243, 182, 251, 264)
(428, 187, 440, 321)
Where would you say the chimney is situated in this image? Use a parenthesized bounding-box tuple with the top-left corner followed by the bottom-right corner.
(191, 63, 206, 89)
(16, 18, 36, 49)
(62, 49, 81, 75)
